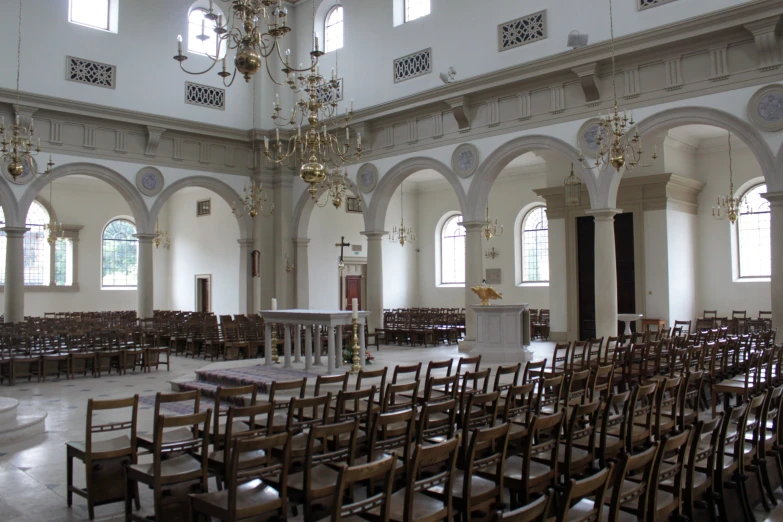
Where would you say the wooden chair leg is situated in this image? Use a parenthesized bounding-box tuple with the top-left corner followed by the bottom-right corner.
(66, 451, 73, 507)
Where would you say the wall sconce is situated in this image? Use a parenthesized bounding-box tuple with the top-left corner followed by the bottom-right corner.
(485, 247, 499, 260)
(285, 253, 295, 273)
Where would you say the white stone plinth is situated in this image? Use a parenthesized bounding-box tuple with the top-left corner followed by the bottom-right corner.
(468, 304, 532, 364)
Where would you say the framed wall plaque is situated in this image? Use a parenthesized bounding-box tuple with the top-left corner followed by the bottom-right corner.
(346, 196, 362, 213)
(485, 268, 502, 285)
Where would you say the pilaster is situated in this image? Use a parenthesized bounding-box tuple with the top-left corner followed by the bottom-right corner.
(585, 209, 621, 339)
(459, 221, 486, 351)
(3, 228, 28, 323)
(293, 238, 310, 309)
(361, 231, 387, 332)
(238, 238, 254, 315)
(273, 176, 293, 308)
(763, 191, 783, 329)
(134, 233, 157, 319)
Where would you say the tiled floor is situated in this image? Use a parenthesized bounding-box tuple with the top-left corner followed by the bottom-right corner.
(1, 341, 780, 521)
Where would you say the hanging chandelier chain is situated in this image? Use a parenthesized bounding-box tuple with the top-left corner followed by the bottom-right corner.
(728, 130, 734, 194)
(609, 0, 617, 105)
(15, 0, 22, 109)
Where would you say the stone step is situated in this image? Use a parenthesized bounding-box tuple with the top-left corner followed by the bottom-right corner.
(0, 397, 19, 425)
(0, 406, 47, 446)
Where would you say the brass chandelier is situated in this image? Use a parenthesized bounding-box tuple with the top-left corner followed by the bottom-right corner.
(389, 182, 415, 247)
(564, 164, 582, 207)
(173, 0, 302, 86)
(314, 169, 350, 209)
(712, 131, 746, 224)
(233, 79, 273, 219)
(1, 0, 53, 182)
(153, 220, 171, 249)
(482, 205, 503, 241)
(578, 0, 656, 173)
(44, 182, 63, 246)
(264, 1, 362, 199)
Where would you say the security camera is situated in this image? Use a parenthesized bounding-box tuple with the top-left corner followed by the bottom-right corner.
(439, 67, 457, 84)
(567, 30, 589, 49)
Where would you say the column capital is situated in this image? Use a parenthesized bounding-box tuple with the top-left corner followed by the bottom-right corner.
(134, 233, 158, 243)
(1, 227, 29, 238)
(292, 238, 311, 246)
(237, 238, 254, 248)
(585, 208, 622, 222)
(459, 220, 487, 232)
(762, 191, 783, 206)
(361, 230, 388, 240)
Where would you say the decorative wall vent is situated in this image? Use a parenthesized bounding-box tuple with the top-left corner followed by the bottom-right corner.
(315, 78, 344, 104)
(394, 48, 432, 83)
(185, 82, 226, 110)
(638, 0, 677, 10)
(498, 11, 546, 52)
(66, 56, 116, 89)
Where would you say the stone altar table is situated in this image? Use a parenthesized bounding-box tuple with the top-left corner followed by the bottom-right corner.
(259, 310, 372, 374)
(469, 304, 533, 364)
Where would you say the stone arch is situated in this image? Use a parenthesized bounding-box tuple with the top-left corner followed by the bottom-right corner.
(19, 162, 150, 232)
(365, 157, 468, 232)
(0, 175, 19, 227)
(149, 175, 252, 240)
(467, 135, 598, 221)
(773, 144, 783, 193)
(635, 106, 777, 189)
(292, 178, 367, 239)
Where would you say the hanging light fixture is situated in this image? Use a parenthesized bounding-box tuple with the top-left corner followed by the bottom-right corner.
(233, 74, 273, 219)
(173, 0, 302, 86)
(713, 131, 747, 224)
(264, 0, 362, 199)
(389, 182, 416, 247)
(1, 0, 53, 182)
(564, 163, 583, 207)
(578, 0, 656, 173)
(482, 205, 503, 241)
(44, 181, 63, 246)
(313, 169, 349, 209)
(153, 220, 171, 249)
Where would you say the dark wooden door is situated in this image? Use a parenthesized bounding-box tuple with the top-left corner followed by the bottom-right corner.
(576, 213, 636, 340)
(197, 278, 210, 313)
(344, 276, 362, 311)
(577, 217, 596, 340)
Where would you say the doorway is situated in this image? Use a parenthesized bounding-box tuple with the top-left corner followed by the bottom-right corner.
(195, 275, 211, 313)
(576, 213, 636, 340)
(342, 275, 362, 311)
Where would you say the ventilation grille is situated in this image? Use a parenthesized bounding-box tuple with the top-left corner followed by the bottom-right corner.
(638, 0, 677, 10)
(185, 82, 226, 110)
(315, 78, 344, 104)
(498, 11, 547, 52)
(394, 48, 432, 83)
(66, 56, 116, 89)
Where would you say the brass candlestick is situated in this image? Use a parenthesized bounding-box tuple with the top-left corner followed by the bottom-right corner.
(271, 330, 280, 364)
(350, 318, 362, 374)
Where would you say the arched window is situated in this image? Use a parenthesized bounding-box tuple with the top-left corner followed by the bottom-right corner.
(102, 219, 138, 288)
(405, 0, 430, 22)
(188, 5, 226, 58)
(324, 6, 344, 53)
(440, 214, 465, 285)
(69, 0, 111, 31)
(737, 184, 771, 278)
(521, 206, 549, 283)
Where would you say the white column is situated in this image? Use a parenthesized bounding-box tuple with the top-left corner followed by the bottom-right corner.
(359, 322, 366, 370)
(293, 323, 302, 363)
(293, 238, 310, 309)
(273, 177, 294, 308)
(283, 323, 292, 368)
(238, 239, 254, 315)
(546, 214, 569, 341)
(764, 192, 783, 329)
(314, 325, 323, 366)
(361, 231, 386, 332)
(326, 324, 335, 373)
(135, 233, 156, 320)
(252, 176, 263, 314)
(335, 325, 343, 369)
(460, 221, 486, 351)
(264, 322, 272, 366)
(586, 209, 621, 339)
(304, 324, 313, 370)
(3, 227, 27, 323)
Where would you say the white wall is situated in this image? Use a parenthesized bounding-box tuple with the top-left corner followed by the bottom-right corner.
(643, 209, 670, 322)
(383, 184, 419, 308)
(167, 187, 241, 315)
(307, 191, 366, 309)
(695, 145, 771, 317)
(667, 209, 698, 323)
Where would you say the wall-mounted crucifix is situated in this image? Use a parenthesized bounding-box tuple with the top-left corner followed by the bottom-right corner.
(335, 236, 350, 271)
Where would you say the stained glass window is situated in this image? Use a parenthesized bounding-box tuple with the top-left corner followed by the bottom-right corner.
(102, 219, 138, 287)
(737, 184, 771, 278)
(441, 214, 465, 285)
(522, 207, 549, 282)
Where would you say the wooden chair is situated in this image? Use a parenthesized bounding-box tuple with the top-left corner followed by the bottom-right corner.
(602, 443, 659, 522)
(356, 367, 388, 409)
(683, 415, 722, 522)
(536, 374, 565, 415)
(647, 427, 692, 522)
(714, 402, 749, 522)
(495, 491, 551, 522)
(137, 390, 201, 452)
(493, 363, 522, 395)
(357, 408, 416, 480)
(420, 373, 459, 406)
(458, 391, 500, 463)
(594, 391, 632, 468)
(417, 398, 458, 446)
(456, 355, 482, 376)
(284, 393, 333, 464)
(569, 341, 588, 371)
(383, 380, 419, 413)
(334, 386, 376, 450)
(190, 431, 291, 522)
(392, 362, 422, 383)
(559, 399, 602, 483)
(314, 372, 349, 396)
(505, 411, 565, 507)
(761, 384, 783, 506)
(66, 395, 139, 520)
(207, 402, 274, 491)
(559, 465, 613, 522)
(207, 384, 258, 445)
(678, 370, 704, 432)
(589, 364, 614, 402)
(627, 382, 657, 452)
(551, 343, 571, 374)
(522, 359, 547, 383)
(124, 409, 212, 522)
(500, 383, 537, 447)
(651, 376, 681, 441)
(383, 437, 460, 522)
(267, 378, 307, 431)
(332, 454, 397, 522)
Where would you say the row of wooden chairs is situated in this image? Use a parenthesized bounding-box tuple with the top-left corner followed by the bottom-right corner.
(377, 308, 466, 347)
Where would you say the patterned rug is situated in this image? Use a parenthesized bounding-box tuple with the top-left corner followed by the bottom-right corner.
(139, 394, 215, 414)
(193, 364, 320, 394)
